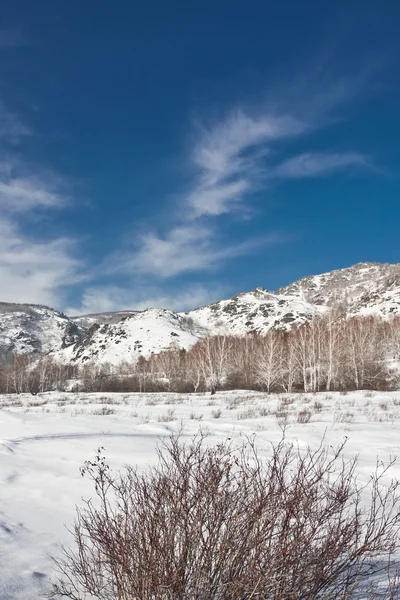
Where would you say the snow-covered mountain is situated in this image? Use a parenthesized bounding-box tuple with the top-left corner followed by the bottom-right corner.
(56, 290, 324, 366)
(277, 262, 400, 311)
(186, 287, 325, 335)
(0, 303, 84, 363)
(70, 310, 140, 329)
(59, 309, 204, 365)
(1, 262, 400, 366)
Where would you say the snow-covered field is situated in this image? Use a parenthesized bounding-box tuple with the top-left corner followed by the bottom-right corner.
(1, 389, 400, 599)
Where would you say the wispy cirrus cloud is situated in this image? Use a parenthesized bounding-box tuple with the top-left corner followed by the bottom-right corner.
(0, 159, 68, 212)
(102, 110, 309, 292)
(114, 224, 280, 278)
(112, 101, 372, 287)
(66, 282, 225, 315)
(0, 218, 83, 306)
(0, 178, 80, 305)
(272, 151, 369, 179)
(187, 111, 308, 218)
(0, 94, 82, 306)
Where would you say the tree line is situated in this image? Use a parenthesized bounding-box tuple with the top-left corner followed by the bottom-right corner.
(1, 314, 400, 394)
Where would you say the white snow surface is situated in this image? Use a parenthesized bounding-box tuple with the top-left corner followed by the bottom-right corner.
(1, 389, 400, 599)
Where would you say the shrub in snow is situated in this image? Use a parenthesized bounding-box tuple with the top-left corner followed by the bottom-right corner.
(51, 435, 400, 599)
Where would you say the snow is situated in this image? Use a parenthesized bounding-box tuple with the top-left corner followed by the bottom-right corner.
(1, 389, 400, 599)
(349, 286, 400, 318)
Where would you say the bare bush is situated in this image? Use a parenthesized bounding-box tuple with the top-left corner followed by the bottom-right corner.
(50, 435, 400, 599)
(236, 408, 258, 420)
(189, 412, 203, 421)
(157, 408, 175, 422)
(335, 410, 355, 424)
(275, 407, 289, 426)
(91, 407, 117, 416)
(297, 408, 312, 423)
(313, 400, 323, 413)
(211, 408, 222, 419)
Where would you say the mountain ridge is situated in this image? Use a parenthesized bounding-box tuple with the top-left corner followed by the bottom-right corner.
(1, 261, 400, 365)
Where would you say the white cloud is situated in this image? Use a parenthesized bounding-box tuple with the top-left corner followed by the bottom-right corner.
(0, 153, 77, 306)
(0, 74, 377, 313)
(192, 111, 306, 176)
(0, 169, 67, 212)
(0, 219, 83, 306)
(112, 224, 278, 278)
(0, 99, 64, 214)
(187, 179, 250, 217)
(113, 102, 371, 283)
(0, 153, 70, 213)
(187, 110, 307, 217)
(273, 151, 369, 178)
(66, 283, 226, 315)
(0, 96, 82, 309)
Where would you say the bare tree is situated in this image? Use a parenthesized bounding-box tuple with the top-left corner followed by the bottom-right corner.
(292, 324, 313, 392)
(229, 335, 258, 390)
(1, 315, 397, 395)
(323, 310, 343, 391)
(51, 435, 400, 600)
(255, 330, 283, 392)
(345, 317, 387, 389)
(193, 335, 233, 393)
(280, 331, 299, 393)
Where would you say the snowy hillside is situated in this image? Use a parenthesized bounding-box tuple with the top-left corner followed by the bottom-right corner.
(186, 287, 326, 334)
(0, 303, 84, 362)
(58, 290, 326, 366)
(277, 262, 400, 311)
(2, 262, 400, 366)
(60, 309, 204, 366)
(70, 309, 140, 329)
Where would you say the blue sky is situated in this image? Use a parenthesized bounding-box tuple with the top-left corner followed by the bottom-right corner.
(0, 1, 399, 314)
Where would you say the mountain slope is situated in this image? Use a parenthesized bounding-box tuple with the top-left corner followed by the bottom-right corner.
(59, 309, 203, 365)
(1, 262, 400, 366)
(0, 303, 84, 362)
(70, 310, 140, 329)
(59, 290, 325, 366)
(277, 262, 400, 310)
(186, 287, 326, 335)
